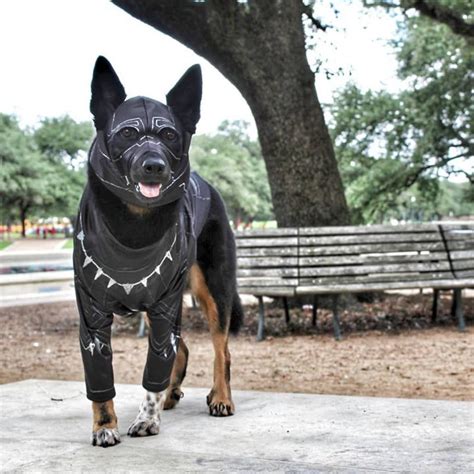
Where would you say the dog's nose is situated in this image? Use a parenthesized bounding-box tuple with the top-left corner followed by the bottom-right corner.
(142, 156, 167, 176)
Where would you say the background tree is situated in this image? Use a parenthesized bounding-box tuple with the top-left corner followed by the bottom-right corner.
(0, 114, 93, 235)
(331, 2, 473, 222)
(362, 0, 474, 41)
(191, 121, 273, 227)
(112, 0, 350, 227)
(33, 116, 94, 219)
(34, 116, 93, 169)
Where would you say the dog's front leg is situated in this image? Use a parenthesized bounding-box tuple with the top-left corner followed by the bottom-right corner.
(127, 391, 166, 437)
(76, 282, 119, 446)
(92, 400, 120, 447)
(129, 284, 185, 437)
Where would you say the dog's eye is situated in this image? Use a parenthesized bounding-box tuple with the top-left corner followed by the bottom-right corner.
(120, 127, 138, 139)
(160, 128, 178, 142)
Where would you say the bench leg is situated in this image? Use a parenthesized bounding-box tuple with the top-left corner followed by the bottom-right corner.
(332, 295, 342, 341)
(257, 296, 265, 341)
(312, 295, 318, 328)
(432, 289, 439, 323)
(453, 289, 466, 332)
(282, 297, 290, 326)
(137, 312, 147, 338)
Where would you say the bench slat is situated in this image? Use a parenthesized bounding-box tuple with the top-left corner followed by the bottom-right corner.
(237, 277, 299, 286)
(298, 242, 447, 256)
(237, 257, 298, 268)
(299, 251, 448, 266)
(295, 279, 474, 294)
(236, 237, 298, 248)
(237, 268, 298, 277)
(451, 260, 474, 270)
(237, 248, 298, 257)
(299, 224, 438, 235)
(454, 270, 474, 278)
(300, 232, 442, 246)
(299, 262, 451, 277)
(235, 228, 298, 237)
(442, 232, 474, 241)
(238, 287, 296, 296)
(299, 271, 454, 286)
(449, 250, 474, 260)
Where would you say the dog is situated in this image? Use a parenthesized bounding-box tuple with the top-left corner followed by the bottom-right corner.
(73, 56, 243, 447)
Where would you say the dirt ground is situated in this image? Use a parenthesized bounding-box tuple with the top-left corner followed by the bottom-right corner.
(1, 292, 472, 401)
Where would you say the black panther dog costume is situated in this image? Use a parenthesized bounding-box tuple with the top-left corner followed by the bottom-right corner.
(74, 57, 242, 447)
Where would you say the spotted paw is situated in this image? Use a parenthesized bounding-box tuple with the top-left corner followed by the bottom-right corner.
(92, 428, 121, 447)
(207, 392, 234, 417)
(127, 418, 160, 437)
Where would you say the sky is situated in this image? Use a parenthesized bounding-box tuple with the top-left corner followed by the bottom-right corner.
(0, 0, 401, 137)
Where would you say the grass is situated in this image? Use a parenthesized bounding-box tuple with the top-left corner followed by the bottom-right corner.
(0, 241, 12, 251)
(62, 239, 74, 249)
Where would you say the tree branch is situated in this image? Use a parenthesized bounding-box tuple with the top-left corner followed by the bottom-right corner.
(301, 2, 331, 32)
(363, 0, 474, 39)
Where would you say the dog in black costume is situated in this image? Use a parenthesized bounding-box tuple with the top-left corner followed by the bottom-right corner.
(74, 56, 243, 447)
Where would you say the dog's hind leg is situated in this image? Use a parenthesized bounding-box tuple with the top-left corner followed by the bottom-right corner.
(164, 338, 189, 410)
(189, 264, 234, 416)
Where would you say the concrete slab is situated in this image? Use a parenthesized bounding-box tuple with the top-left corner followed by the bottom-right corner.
(0, 380, 472, 473)
(2, 239, 67, 253)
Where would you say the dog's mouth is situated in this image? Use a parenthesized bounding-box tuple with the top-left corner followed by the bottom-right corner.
(135, 182, 163, 199)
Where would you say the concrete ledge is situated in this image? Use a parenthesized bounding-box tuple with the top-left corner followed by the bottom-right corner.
(0, 380, 472, 472)
(0, 250, 72, 264)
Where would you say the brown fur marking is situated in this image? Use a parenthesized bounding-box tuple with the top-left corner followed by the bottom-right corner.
(189, 264, 234, 416)
(164, 338, 189, 410)
(92, 400, 118, 432)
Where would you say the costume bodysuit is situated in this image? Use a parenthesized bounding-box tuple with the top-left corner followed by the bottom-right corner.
(74, 173, 210, 402)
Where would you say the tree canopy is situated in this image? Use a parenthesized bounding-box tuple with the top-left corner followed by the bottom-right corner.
(191, 121, 273, 227)
(0, 114, 93, 235)
(330, 0, 473, 222)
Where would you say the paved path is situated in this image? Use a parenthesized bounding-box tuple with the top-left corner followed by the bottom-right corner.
(2, 239, 67, 253)
(0, 380, 472, 472)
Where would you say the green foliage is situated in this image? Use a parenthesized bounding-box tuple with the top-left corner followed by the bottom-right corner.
(190, 121, 273, 225)
(0, 113, 91, 232)
(331, 3, 473, 223)
(34, 116, 93, 169)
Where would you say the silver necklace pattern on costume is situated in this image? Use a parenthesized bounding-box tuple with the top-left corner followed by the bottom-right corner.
(77, 215, 177, 295)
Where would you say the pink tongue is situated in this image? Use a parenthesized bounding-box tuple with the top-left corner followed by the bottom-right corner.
(138, 183, 162, 198)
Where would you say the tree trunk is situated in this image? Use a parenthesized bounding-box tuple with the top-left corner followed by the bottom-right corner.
(112, 0, 350, 227)
(20, 205, 28, 238)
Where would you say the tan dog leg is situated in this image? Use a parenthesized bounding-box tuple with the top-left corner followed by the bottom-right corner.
(92, 400, 120, 447)
(164, 338, 189, 410)
(189, 264, 234, 416)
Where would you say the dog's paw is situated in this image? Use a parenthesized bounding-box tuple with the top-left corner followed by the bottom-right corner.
(164, 388, 183, 410)
(206, 391, 235, 417)
(92, 428, 121, 447)
(127, 418, 160, 437)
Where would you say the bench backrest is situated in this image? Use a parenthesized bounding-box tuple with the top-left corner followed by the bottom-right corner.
(235, 228, 299, 296)
(235, 223, 474, 295)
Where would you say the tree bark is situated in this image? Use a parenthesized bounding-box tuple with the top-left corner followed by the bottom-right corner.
(20, 204, 28, 238)
(112, 0, 350, 227)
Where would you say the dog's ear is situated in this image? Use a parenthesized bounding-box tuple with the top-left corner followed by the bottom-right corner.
(166, 65, 202, 134)
(90, 56, 126, 130)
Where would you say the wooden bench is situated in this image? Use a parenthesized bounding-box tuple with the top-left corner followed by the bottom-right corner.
(235, 223, 474, 340)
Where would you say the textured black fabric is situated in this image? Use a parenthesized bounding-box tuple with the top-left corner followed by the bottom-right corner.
(89, 97, 191, 209)
(74, 172, 211, 401)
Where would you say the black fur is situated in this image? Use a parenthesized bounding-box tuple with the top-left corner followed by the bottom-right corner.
(75, 57, 244, 425)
